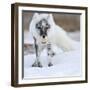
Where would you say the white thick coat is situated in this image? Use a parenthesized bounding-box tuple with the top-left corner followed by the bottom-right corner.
(29, 13, 75, 52)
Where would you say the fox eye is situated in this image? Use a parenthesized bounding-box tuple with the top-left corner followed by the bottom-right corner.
(46, 24, 50, 29)
(36, 23, 42, 29)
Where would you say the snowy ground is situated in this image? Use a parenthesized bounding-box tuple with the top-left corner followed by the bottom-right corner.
(24, 31, 81, 79)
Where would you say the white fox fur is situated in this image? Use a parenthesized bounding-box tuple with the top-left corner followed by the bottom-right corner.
(29, 13, 75, 52)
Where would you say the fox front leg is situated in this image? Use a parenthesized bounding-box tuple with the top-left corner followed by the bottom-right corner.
(32, 38, 42, 67)
(47, 43, 55, 67)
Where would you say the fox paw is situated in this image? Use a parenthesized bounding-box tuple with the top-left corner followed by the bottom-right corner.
(48, 62, 53, 67)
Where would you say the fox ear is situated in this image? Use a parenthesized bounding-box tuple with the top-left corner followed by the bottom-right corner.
(32, 13, 39, 19)
(47, 14, 53, 19)
(49, 14, 53, 17)
(47, 14, 55, 25)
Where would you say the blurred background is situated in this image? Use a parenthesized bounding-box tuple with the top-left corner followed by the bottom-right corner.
(22, 11, 80, 55)
(22, 11, 80, 32)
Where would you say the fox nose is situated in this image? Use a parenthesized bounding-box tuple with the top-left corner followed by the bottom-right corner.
(43, 35, 45, 38)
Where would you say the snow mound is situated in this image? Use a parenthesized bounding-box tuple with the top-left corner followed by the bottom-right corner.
(24, 44, 81, 79)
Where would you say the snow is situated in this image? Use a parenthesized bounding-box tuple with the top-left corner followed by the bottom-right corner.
(24, 43, 81, 79)
(68, 31, 80, 41)
(24, 31, 81, 79)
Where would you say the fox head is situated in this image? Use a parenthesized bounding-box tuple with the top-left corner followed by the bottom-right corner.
(29, 13, 55, 44)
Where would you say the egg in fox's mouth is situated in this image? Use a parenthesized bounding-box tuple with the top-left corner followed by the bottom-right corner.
(41, 37, 48, 44)
(41, 41, 47, 44)
(41, 40, 47, 44)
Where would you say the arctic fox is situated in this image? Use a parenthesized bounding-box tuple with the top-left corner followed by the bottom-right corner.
(29, 13, 75, 67)
(29, 13, 74, 51)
